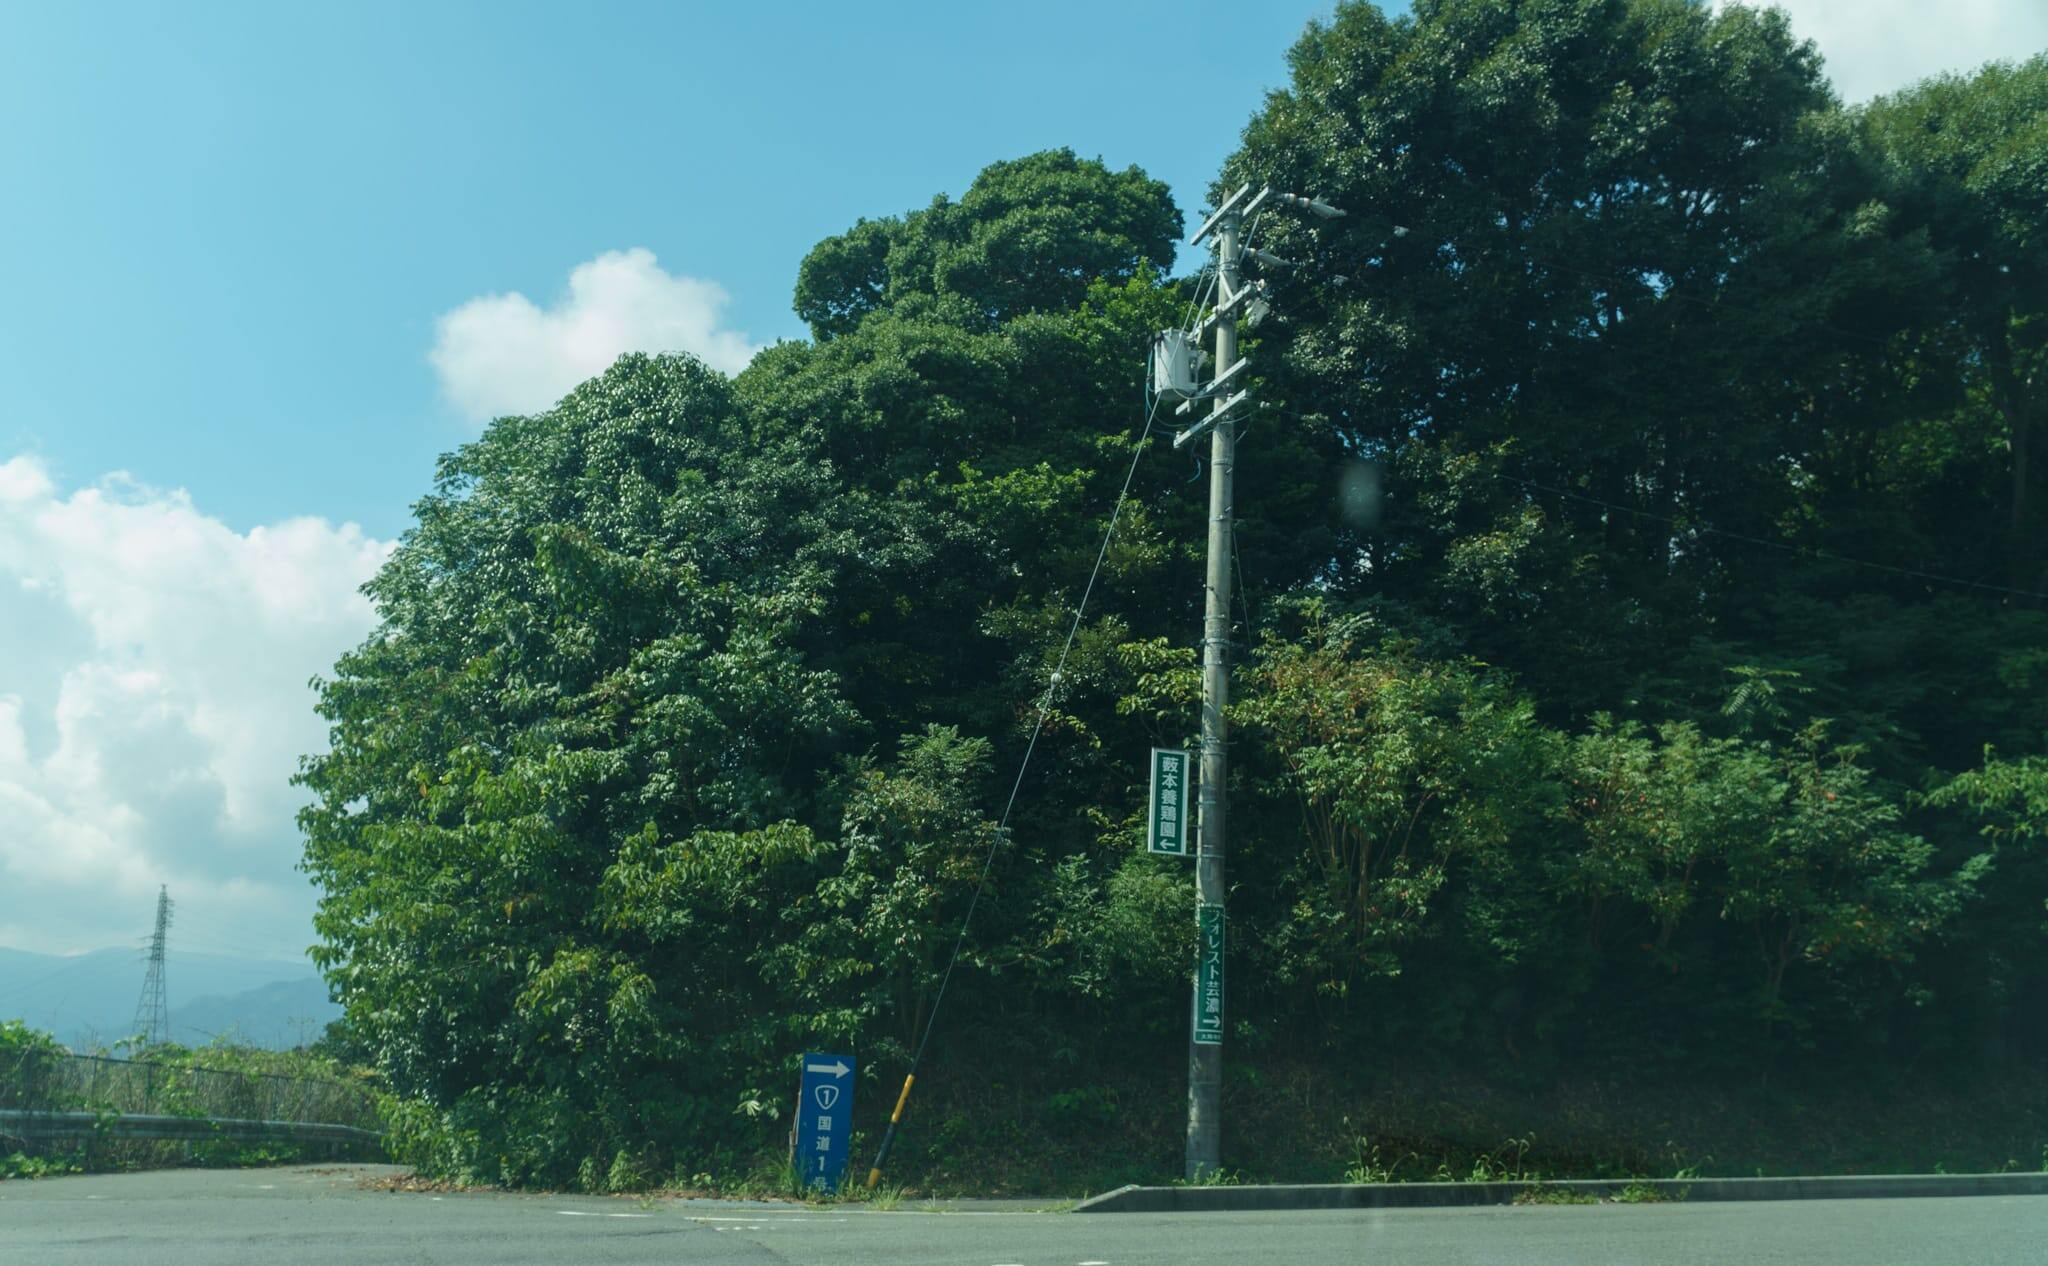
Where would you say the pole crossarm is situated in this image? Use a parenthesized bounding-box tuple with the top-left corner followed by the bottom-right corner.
(1189, 183, 1254, 246)
(1173, 390, 1253, 450)
(1193, 284, 1255, 340)
(1173, 358, 1249, 417)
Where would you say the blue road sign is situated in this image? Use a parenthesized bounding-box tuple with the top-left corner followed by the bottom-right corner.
(796, 1051, 857, 1192)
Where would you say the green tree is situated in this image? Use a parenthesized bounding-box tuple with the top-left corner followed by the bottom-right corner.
(1236, 606, 1565, 999)
(798, 726, 1001, 1055)
(794, 148, 1181, 337)
(301, 153, 1220, 1186)
(1864, 57, 2048, 584)
(298, 354, 865, 1183)
(1223, 0, 1947, 719)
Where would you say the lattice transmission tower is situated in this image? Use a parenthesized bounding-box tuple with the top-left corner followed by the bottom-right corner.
(131, 885, 172, 1047)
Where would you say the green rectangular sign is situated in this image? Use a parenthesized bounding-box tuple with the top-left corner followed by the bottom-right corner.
(1147, 747, 1191, 856)
(1194, 903, 1224, 1046)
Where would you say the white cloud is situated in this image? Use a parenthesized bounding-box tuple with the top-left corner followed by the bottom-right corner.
(0, 456, 391, 957)
(430, 248, 760, 424)
(1721, 0, 2048, 102)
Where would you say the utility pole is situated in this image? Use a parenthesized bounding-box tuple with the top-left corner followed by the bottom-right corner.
(1185, 207, 1239, 1181)
(1162, 184, 1348, 1181)
(131, 885, 172, 1048)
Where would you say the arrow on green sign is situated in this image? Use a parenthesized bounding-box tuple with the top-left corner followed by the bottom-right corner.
(1147, 747, 1191, 856)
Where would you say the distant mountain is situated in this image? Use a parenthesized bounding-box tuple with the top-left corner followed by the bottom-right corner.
(0, 945, 339, 1051)
(170, 977, 341, 1049)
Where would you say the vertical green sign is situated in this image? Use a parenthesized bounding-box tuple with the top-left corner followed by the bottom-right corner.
(1194, 903, 1224, 1045)
(1147, 747, 1191, 856)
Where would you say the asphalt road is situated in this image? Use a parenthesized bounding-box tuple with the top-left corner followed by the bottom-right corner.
(4, 1164, 2047, 1265)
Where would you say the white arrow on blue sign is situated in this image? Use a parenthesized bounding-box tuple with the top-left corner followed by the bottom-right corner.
(796, 1051, 857, 1192)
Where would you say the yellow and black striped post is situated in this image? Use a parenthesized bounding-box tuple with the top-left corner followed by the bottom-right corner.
(864, 1074, 915, 1189)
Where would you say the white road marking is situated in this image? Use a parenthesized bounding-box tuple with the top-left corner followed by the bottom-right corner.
(688, 1215, 788, 1221)
(843, 1209, 1046, 1217)
(1081, 1260, 1111, 1264)
(688, 1204, 847, 1220)
(681, 1208, 1043, 1221)
(556, 1210, 594, 1216)
(607, 1213, 653, 1219)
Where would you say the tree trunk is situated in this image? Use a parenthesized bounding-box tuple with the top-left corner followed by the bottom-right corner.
(1990, 340, 2035, 588)
(2012, 400, 2033, 585)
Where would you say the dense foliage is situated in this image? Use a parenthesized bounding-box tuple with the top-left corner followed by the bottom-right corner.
(300, 1, 2048, 1189)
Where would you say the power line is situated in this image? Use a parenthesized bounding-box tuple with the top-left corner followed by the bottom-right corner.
(170, 910, 311, 961)
(864, 377, 1165, 1189)
(1498, 473, 2048, 603)
(0, 953, 110, 1004)
(1322, 224, 1928, 358)
(1231, 525, 1261, 643)
(1257, 401, 2048, 605)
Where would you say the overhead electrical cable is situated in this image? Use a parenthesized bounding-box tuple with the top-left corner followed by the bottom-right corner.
(1254, 398, 2048, 605)
(864, 373, 1167, 1189)
(1498, 473, 2048, 603)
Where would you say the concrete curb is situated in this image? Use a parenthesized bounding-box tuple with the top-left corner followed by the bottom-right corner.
(1071, 1172, 2048, 1213)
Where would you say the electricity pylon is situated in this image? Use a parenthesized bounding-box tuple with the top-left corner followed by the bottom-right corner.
(131, 885, 172, 1047)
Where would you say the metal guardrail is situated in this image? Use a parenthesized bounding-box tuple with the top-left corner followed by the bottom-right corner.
(0, 1109, 381, 1146)
(1, 1049, 381, 1149)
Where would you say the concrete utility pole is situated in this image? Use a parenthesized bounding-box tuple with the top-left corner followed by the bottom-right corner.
(1168, 184, 1349, 1181)
(1185, 210, 1240, 1180)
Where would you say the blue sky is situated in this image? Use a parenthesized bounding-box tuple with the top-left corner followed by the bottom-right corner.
(1, 0, 2043, 963)
(0, 0, 1343, 539)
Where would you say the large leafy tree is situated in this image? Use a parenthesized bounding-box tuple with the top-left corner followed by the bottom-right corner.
(793, 148, 1182, 337)
(1863, 56, 2048, 587)
(299, 356, 866, 1183)
(301, 154, 1213, 1186)
(1211, 0, 2040, 1065)
(1222, 0, 1953, 719)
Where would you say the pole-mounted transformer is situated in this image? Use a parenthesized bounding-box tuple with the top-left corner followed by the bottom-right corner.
(1150, 329, 1203, 405)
